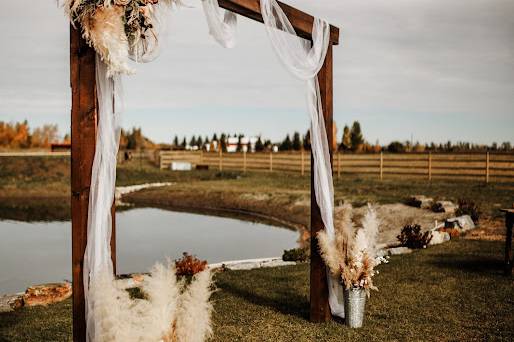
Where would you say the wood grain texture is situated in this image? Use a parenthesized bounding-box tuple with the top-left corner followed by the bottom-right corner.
(310, 43, 333, 322)
(218, 0, 340, 45)
(70, 26, 116, 341)
(71, 25, 96, 342)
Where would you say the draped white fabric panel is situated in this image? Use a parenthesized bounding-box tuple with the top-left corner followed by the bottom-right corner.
(259, 0, 345, 318)
(84, 55, 123, 341)
(201, 0, 238, 48)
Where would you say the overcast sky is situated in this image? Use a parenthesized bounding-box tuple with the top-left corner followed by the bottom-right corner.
(1, 0, 513, 144)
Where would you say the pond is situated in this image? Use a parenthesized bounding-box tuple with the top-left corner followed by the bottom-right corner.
(0, 208, 298, 295)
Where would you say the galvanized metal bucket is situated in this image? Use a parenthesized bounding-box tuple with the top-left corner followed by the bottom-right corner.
(344, 287, 367, 328)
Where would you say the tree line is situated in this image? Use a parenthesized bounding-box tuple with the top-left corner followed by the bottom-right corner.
(2, 120, 512, 153)
(0, 121, 62, 149)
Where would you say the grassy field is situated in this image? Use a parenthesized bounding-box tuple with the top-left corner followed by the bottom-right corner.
(1, 239, 512, 341)
(1, 156, 512, 223)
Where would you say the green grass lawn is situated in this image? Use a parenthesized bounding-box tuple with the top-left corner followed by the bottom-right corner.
(1, 239, 513, 341)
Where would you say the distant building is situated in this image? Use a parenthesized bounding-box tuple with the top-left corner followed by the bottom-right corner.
(51, 143, 71, 152)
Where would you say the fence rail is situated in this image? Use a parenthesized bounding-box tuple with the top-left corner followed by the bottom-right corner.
(159, 150, 514, 183)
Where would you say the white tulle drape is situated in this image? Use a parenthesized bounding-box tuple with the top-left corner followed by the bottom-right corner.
(258, 0, 345, 318)
(201, 0, 238, 48)
(83, 55, 123, 341)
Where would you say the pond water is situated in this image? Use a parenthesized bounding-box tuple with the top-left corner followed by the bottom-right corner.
(0, 208, 298, 295)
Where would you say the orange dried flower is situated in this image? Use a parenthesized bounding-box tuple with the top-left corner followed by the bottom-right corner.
(175, 252, 208, 277)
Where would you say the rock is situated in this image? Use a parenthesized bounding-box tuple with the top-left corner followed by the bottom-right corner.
(0, 294, 24, 313)
(407, 195, 433, 209)
(387, 247, 413, 255)
(446, 215, 475, 232)
(436, 200, 458, 214)
(23, 282, 72, 307)
(429, 231, 451, 245)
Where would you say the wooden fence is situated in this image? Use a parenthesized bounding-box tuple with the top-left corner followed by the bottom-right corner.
(159, 150, 514, 183)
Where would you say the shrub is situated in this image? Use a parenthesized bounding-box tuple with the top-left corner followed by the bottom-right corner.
(175, 252, 208, 277)
(456, 199, 480, 224)
(397, 224, 432, 249)
(282, 247, 309, 262)
(431, 202, 445, 213)
(405, 197, 422, 208)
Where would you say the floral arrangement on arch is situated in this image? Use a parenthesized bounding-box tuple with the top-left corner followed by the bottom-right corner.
(317, 204, 387, 295)
(64, 0, 182, 76)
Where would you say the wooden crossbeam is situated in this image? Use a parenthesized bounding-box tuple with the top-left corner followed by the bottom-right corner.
(218, 0, 340, 45)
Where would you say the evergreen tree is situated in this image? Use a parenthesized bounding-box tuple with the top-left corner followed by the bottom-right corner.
(280, 134, 293, 151)
(212, 133, 218, 142)
(292, 131, 302, 150)
(303, 130, 311, 150)
(181, 137, 187, 148)
(340, 125, 351, 150)
(255, 136, 264, 152)
(173, 135, 179, 147)
(189, 135, 197, 147)
(350, 121, 364, 151)
(197, 136, 203, 149)
(220, 133, 227, 152)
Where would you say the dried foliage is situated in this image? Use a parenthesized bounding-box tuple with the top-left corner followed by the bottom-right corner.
(64, 0, 182, 75)
(317, 204, 387, 294)
(456, 199, 480, 224)
(397, 224, 432, 249)
(175, 252, 208, 277)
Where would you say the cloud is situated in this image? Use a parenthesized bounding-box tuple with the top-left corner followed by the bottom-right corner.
(0, 0, 513, 144)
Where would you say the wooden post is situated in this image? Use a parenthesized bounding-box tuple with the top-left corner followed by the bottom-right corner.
(504, 211, 513, 275)
(269, 151, 273, 172)
(301, 149, 305, 176)
(337, 152, 341, 179)
(428, 152, 432, 181)
(380, 152, 384, 180)
(219, 148, 223, 171)
(486, 152, 490, 183)
(243, 150, 247, 173)
(310, 43, 333, 323)
(71, 26, 116, 342)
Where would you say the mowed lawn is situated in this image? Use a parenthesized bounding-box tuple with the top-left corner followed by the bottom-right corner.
(1, 239, 513, 341)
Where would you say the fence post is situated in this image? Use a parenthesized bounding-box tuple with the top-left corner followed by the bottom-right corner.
(219, 148, 223, 171)
(486, 152, 490, 183)
(428, 152, 432, 181)
(337, 152, 341, 179)
(243, 150, 247, 173)
(380, 152, 384, 180)
(269, 151, 273, 172)
(301, 150, 305, 176)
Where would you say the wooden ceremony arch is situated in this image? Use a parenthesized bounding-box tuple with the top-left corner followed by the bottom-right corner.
(70, 1, 340, 340)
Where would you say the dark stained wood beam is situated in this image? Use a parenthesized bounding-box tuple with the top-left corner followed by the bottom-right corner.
(70, 25, 117, 342)
(310, 43, 333, 322)
(218, 0, 340, 45)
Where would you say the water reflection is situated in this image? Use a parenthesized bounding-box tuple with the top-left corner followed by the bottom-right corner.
(0, 208, 298, 295)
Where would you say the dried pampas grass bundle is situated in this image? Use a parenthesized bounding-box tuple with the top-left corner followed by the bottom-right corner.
(88, 261, 214, 342)
(317, 203, 388, 295)
(63, 0, 184, 76)
(175, 270, 214, 342)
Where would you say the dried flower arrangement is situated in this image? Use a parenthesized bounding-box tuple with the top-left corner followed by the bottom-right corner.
(90, 260, 213, 341)
(64, 0, 182, 76)
(175, 252, 208, 277)
(317, 204, 387, 295)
